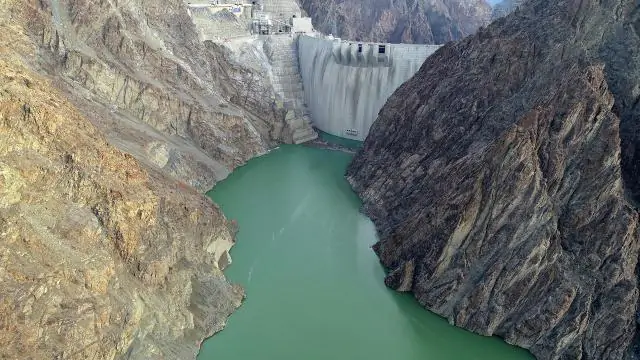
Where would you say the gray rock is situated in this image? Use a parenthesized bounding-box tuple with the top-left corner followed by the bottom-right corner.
(299, 0, 493, 44)
(490, 0, 526, 20)
(29, 0, 290, 190)
(347, 0, 640, 358)
(0, 0, 288, 358)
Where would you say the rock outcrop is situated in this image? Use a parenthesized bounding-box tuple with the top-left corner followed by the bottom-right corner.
(347, 0, 640, 358)
(299, 0, 492, 44)
(490, 0, 525, 20)
(0, 0, 293, 358)
(0, 30, 243, 360)
(25, 0, 294, 192)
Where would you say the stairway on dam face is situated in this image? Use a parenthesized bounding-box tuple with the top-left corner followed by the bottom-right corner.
(264, 36, 317, 144)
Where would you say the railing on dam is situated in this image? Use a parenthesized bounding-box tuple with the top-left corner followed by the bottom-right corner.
(297, 35, 441, 141)
(330, 40, 440, 68)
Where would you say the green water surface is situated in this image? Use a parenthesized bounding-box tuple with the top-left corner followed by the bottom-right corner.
(199, 145, 533, 360)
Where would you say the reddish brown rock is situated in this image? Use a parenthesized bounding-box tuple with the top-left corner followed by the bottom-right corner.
(0, 0, 271, 358)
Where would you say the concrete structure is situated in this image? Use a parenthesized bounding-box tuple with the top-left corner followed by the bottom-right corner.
(251, 12, 295, 34)
(185, 0, 441, 143)
(186, 0, 311, 38)
(292, 17, 313, 33)
(184, 0, 316, 145)
(264, 36, 317, 144)
(186, 3, 251, 16)
(251, 0, 310, 35)
(251, 12, 272, 35)
(184, 0, 253, 16)
(297, 35, 441, 141)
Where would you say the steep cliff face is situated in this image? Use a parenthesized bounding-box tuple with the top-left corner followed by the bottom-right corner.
(347, 0, 640, 358)
(0, 0, 292, 358)
(300, 0, 492, 44)
(24, 0, 291, 192)
(0, 23, 243, 360)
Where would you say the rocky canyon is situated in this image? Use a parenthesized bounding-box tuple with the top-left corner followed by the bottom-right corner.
(0, 0, 291, 358)
(299, 0, 493, 44)
(3, 0, 640, 357)
(347, 0, 640, 359)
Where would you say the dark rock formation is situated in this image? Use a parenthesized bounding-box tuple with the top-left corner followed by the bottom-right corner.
(299, 0, 492, 44)
(347, 0, 640, 358)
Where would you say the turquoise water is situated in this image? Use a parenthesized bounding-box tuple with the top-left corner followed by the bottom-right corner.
(199, 145, 533, 360)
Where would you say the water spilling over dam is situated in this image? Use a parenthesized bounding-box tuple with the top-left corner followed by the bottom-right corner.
(298, 35, 440, 141)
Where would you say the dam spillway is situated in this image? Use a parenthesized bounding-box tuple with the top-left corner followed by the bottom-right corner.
(298, 35, 441, 141)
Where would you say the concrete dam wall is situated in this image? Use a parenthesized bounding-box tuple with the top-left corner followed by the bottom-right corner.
(298, 35, 440, 141)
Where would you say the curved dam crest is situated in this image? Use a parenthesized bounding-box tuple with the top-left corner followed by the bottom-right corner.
(298, 35, 440, 141)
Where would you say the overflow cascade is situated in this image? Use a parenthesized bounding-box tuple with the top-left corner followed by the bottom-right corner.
(297, 36, 441, 141)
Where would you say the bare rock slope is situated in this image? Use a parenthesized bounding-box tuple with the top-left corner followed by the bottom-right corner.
(300, 0, 492, 44)
(347, 0, 640, 358)
(0, 21, 243, 360)
(27, 0, 293, 192)
(0, 0, 292, 358)
(490, 0, 526, 20)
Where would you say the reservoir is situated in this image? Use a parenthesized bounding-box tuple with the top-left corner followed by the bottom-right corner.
(198, 145, 533, 360)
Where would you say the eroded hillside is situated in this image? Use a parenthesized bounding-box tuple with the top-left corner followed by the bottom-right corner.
(0, 13, 244, 360)
(23, 0, 295, 191)
(347, 0, 640, 358)
(0, 0, 293, 358)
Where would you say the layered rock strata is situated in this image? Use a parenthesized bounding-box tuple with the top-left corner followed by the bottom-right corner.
(0, 37, 243, 360)
(25, 0, 297, 191)
(347, 0, 640, 358)
(0, 0, 293, 358)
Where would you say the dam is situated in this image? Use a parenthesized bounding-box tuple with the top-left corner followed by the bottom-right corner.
(186, 2, 534, 359)
(185, 0, 440, 142)
(298, 36, 440, 141)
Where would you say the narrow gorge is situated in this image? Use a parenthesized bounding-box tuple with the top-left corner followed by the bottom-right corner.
(2, 0, 639, 359)
(1, 0, 267, 357)
(347, 0, 640, 358)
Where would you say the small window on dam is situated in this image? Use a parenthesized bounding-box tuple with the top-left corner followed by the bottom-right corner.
(358, 44, 363, 53)
(378, 45, 386, 54)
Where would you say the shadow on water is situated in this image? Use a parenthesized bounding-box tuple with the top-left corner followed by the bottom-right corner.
(391, 292, 535, 360)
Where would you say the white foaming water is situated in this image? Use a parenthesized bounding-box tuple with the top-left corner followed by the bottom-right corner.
(298, 35, 441, 141)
